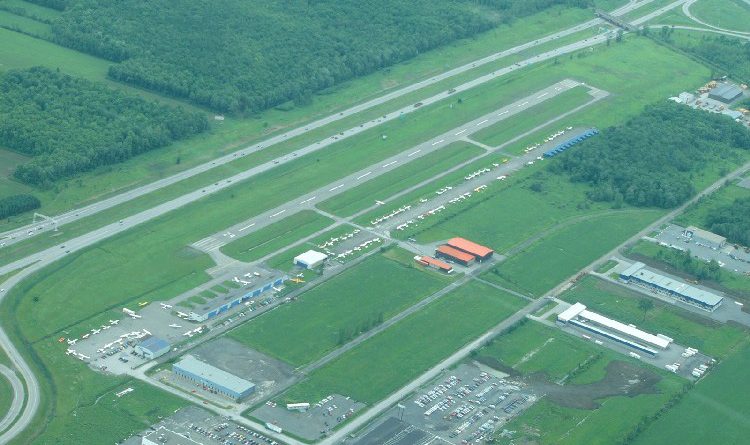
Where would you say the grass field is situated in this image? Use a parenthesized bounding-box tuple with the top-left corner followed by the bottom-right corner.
(559, 275, 748, 358)
(279, 280, 526, 404)
(674, 182, 750, 230)
(0, 369, 12, 424)
(0, 8, 50, 37)
(316, 142, 484, 217)
(477, 320, 600, 381)
(690, 0, 750, 33)
(627, 240, 750, 299)
(632, 343, 750, 445)
(471, 86, 594, 148)
(485, 210, 663, 297)
(219, 210, 334, 262)
(228, 251, 452, 366)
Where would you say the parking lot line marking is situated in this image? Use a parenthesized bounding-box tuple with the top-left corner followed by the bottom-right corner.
(455, 129, 467, 135)
(300, 196, 316, 204)
(238, 223, 256, 232)
(270, 210, 286, 217)
(329, 184, 344, 191)
(407, 150, 421, 157)
(357, 172, 372, 180)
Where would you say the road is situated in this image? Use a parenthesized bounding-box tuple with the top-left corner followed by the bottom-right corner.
(0, 0, 651, 248)
(0, 1, 686, 443)
(648, 24, 750, 40)
(681, 0, 750, 35)
(0, 365, 23, 435)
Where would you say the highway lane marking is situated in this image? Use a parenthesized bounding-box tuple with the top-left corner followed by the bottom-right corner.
(300, 196, 317, 204)
(382, 161, 398, 168)
(407, 150, 421, 157)
(238, 223, 256, 232)
(357, 172, 372, 180)
(270, 210, 287, 217)
(431, 139, 445, 146)
(537, 92, 548, 98)
(329, 184, 345, 191)
(477, 119, 488, 126)
(455, 129, 467, 135)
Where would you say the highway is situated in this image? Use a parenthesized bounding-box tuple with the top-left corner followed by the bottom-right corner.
(0, 365, 23, 435)
(0, 1, 686, 443)
(0, 0, 654, 251)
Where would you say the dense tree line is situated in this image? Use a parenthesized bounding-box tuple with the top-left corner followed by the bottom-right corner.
(551, 102, 750, 208)
(0, 194, 41, 219)
(0, 67, 208, 186)
(652, 247, 722, 282)
(668, 34, 750, 84)
(47, 0, 587, 113)
(24, 0, 69, 11)
(705, 196, 750, 246)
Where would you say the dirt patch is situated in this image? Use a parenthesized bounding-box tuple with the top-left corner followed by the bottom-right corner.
(534, 360, 661, 410)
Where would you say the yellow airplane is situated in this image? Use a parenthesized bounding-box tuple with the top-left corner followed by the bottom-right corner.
(138, 301, 149, 307)
(291, 278, 305, 284)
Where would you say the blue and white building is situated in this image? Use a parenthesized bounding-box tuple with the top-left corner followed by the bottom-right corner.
(173, 355, 255, 401)
(188, 275, 287, 322)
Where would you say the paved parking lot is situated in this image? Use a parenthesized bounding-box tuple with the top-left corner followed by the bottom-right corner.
(652, 224, 750, 274)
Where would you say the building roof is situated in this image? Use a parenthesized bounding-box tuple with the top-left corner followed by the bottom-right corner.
(709, 83, 743, 102)
(174, 355, 255, 395)
(579, 308, 672, 349)
(420, 256, 453, 271)
(557, 302, 586, 323)
(686, 226, 726, 245)
(619, 261, 645, 278)
(631, 269, 724, 307)
(447, 237, 494, 257)
(436, 245, 475, 263)
(139, 336, 169, 353)
(294, 250, 328, 265)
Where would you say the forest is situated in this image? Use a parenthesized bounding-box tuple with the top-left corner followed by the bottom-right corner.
(705, 196, 750, 246)
(47, 0, 589, 113)
(551, 102, 750, 208)
(0, 67, 208, 186)
(0, 194, 41, 219)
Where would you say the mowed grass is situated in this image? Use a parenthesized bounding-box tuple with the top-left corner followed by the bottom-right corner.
(632, 343, 750, 445)
(674, 183, 750, 230)
(477, 320, 600, 381)
(317, 142, 484, 217)
(220, 210, 334, 262)
(228, 252, 451, 366)
(485, 210, 663, 297)
(690, 0, 750, 33)
(560, 275, 748, 358)
(279, 280, 526, 404)
(471, 86, 593, 147)
(0, 370, 12, 423)
(0, 9, 51, 37)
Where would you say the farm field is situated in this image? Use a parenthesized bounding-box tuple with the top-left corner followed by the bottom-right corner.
(626, 240, 750, 299)
(471, 85, 593, 148)
(674, 183, 750, 230)
(632, 344, 750, 445)
(559, 275, 748, 358)
(220, 210, 334, 262)
(690, 0, 750, 33)
(228, 251, 452, 366)
(317, 142, 484, 217)
(485, 210, 663, 297)
(0, 3, 595, 225)
(278, 280, 526, 404)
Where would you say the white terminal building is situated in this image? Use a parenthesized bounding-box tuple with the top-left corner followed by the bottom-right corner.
(558, 302, 673, 356)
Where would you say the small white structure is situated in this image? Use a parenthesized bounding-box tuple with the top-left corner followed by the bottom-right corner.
(294, 250, 328, 269)
(287, 402, 310, 412)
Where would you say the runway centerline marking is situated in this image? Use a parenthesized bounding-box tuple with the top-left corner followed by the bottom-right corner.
(329, 184, 345, 191)
(407, 150, 421, 157)
(238, 223, 256, 232)
(270, 210, 286, 217)
(357, 172, 372, 180)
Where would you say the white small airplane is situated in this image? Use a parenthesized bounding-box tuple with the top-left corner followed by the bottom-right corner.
(101, 325, 110, 330)
(66, 349, 76, 355)
(103, 342, 113, 349)
(375, 200, 385, 205)
(183, 331, 193, 337)
(67, 338, 78, 345)
(77, 353, 90, 360)
(160, 303, 172, 309)
(169, 324, 182, 328)
(273, 286, 282, 292)
(109, 319, 119, 325)
(82, 334, 90, 339)
(91, 329, 101, 335)
(253, 272, 261, 277)
(143, 329, 151, 336)
(130, 314, 142, 319)
(122, 308, 136, 316)
(176, 311, 188, 318)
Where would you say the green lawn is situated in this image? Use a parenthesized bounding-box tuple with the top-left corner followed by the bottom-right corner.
(674, 183, 750, 230)
(0, 8, 51, 37)
(595, 259, 618, 273)
(471, 86, 594, 148)
(632, 343, 750, 445)
(690, 0, 750, 33)
(279, 280, 526, 404)
(228, 251, 452, 366)
(316, 142, 484, 217)
(485, 210, 663, 297)
(220, 210, 334, 262)
(477, 320, 600, 381)
(559, 275, 748, 358)
(0, 369, 12, 424)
